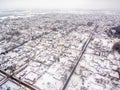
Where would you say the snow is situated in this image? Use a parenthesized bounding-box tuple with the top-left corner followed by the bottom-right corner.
(0, 80, 20, 90)
(34, 73, 63, 90)
(0, 75, 4, 81)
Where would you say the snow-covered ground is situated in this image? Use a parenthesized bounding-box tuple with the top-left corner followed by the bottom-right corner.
(0, 11, 120, 90)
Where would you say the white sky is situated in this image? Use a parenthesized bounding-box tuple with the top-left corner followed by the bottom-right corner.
(0, 0, 120, 10)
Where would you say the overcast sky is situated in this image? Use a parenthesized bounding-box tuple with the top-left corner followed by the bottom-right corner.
(0, 0, 120, 10)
